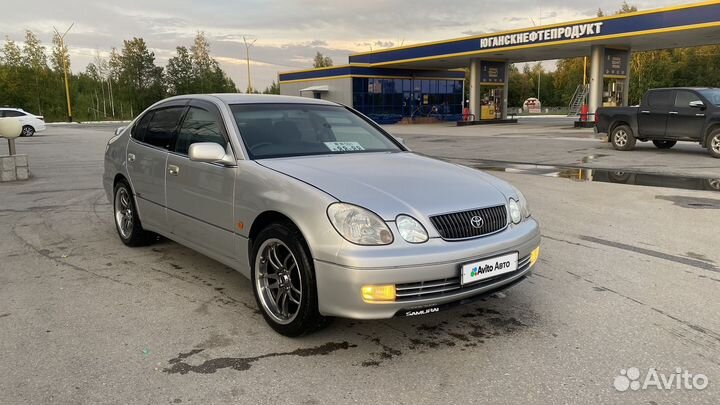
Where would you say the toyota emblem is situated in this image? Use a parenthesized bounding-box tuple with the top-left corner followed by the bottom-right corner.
(470, 215, 484, 229)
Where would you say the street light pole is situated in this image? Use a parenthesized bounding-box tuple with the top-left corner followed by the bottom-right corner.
(242, 36, 257, 93)
(53, 23, 74, 122)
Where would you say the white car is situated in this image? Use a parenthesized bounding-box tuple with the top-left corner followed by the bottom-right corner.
(0, 108, 46, 136)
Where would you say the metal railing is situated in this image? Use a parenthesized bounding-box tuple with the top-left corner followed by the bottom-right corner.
(568, 84, 589, 117)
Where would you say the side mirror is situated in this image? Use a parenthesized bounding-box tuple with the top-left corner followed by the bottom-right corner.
(689, 100, 705, 110)
(188, 142, 235, 166)
(114, 126, 126, 135)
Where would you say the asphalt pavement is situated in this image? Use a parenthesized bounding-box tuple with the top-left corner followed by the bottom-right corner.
(385, 117, 720, 178)
(1, 120, 718, 404)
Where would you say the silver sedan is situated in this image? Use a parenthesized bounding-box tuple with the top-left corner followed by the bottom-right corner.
(103, 94, 541, 336)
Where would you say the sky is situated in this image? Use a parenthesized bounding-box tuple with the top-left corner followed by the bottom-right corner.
(0, 0, 685, 91)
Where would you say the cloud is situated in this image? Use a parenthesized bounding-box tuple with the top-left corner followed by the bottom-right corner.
(0, 0, 684, 89)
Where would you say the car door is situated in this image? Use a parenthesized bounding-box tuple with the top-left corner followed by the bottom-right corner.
(638, 90, 673, 138)
(126, 101, 187, 233)
(165, 100, 237, 263)
(666, 90, 706, 140)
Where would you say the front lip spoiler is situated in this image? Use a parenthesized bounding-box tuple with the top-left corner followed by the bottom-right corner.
(394, 274, 528, 317)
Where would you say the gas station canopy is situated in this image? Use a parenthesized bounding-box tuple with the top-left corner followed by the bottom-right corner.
(279, 1, 720, 123)
(347, 1, 720, 69)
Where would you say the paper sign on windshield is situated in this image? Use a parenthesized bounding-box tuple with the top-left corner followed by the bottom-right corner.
(324, 142, 365, 152)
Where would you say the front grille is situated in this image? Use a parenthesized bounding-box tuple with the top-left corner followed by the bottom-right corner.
(430, 205, 507, 240)
(395, 254, 531, 301)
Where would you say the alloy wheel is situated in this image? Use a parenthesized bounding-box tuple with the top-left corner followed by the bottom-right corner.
(255, 239, 303, 324)
(614, 130, 628, 147)
(114, 187, 134, 239)
(712, 134, 720, 154)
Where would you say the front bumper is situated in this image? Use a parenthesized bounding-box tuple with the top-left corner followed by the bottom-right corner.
(314, 218, 541, 319)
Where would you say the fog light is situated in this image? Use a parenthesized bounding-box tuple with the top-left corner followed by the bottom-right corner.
(361, 285, 396, 302)
(530, 246, 540, 267)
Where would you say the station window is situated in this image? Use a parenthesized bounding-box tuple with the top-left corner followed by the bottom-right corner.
(352, 77, 463, 123)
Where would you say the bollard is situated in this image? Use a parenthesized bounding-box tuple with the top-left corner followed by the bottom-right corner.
(0, 118, 25, 181)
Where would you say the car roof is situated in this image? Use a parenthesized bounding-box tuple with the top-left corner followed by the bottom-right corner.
(0, 108, 24, 111)
(161, 93, 341, 107)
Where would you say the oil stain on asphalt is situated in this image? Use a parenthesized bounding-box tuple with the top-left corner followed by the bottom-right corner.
(356, 304, 532, 367)
(164, 342, 357, 374)
(163, 300, 534, 373)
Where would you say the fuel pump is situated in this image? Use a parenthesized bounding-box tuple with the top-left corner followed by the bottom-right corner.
(480, 87, 503, 120)
(602, 79, 624, 107)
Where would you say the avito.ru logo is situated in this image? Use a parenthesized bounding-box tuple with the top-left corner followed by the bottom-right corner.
(614, 367, 709, 392)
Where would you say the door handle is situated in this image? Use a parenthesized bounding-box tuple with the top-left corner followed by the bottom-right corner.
(696, 113, 705, 117)
(640, 110, 650, 114)
(168, 165, 180, 176)
(127, 153, 135, 162)
(668, 111, 678, 115)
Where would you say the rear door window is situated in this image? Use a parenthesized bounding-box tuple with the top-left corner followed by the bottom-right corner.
(143, 107, 186, 149)
(647, 91, 673, 107)
(3, 110, 25, 117)
(132, 111, 154, 142)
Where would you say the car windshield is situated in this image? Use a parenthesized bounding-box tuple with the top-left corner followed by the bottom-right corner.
(698, 89, 720, 106)
(230, 103, 402, 159)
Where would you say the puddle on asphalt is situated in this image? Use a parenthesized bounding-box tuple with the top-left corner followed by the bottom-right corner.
(469, 160, 720, 193)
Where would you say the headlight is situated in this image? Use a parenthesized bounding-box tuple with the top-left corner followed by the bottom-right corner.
(509, 191, 531, 224)
(517, 190, 531, 218)
(508, 198, 522, 224)
(396, 215, 428, 243)
(327, 203, 393, 245)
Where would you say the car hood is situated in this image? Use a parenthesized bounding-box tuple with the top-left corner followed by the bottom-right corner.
(257, 152, 514, 221)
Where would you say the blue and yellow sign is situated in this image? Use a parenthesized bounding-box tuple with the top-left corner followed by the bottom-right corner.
(348, 2, 720, 66)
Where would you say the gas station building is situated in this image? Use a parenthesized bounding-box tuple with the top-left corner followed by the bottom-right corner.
(279, 1, 720, 124)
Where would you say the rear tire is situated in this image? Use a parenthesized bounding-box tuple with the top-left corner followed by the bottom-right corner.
(113, 180, 155, 247)
(708, 129, 720, 159)
(611, 125, 636, 151)
(251, 223, 329, 337)
(21, 125, 35, 137)
(652, 140, 676, 149)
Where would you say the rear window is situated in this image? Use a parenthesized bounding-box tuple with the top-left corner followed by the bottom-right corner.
(647, 91, 673, 107)
(144, 107, 186, 149)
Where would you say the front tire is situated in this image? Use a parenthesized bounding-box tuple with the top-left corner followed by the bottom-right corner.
(653, 140, 676, 149)
(113, 180, 155, 246)
(611, 125, 636, 151)
(21, 125, 35, 137)
(251, 223, 328, 337)
(708, 129, 720, 158)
